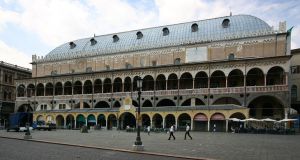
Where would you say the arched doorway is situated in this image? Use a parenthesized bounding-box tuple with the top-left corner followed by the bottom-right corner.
(66, 114, 75, 129)
(64, 81, 72, 95)
(156, 74, 166, 90)
(152, 114, 163, 128)
(76, 114, 86, 128)
(246, 68, 264, 86)
(179, 72, 193, 89)
(193, 113, 208, 131)
(167, 74, 178, 90)
(228, 69, 244, 87)
(266, 66, 285, 85)
(107, 114, 117, 130)
(141, 114, 150, 128)
(124, 77, 131, 92)
(113, 77, 122, 92)
(195, 72, 208, 88)
(119, 112, 136, 130)
(165, 114, 175, 129)
(73, 81, 82, 94)
(97, 114, 106, 128)
(87, 114, 96, 128)
(210, 71, 226, 88)
(177, 113, 191, 131)
(228, 112, 246, 133)
(210, 113, 226, 132)
(142, 75, 154, 91)
(83, 80, 93, 94)
(56, 115, 64, 129)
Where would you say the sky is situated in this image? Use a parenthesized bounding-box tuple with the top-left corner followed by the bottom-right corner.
(0, 0, 299, 69)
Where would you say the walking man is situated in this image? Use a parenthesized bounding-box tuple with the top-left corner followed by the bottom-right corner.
(147, 125, 151, 135)
(184, 123, 192, 140)
(168, 124, 175, 140)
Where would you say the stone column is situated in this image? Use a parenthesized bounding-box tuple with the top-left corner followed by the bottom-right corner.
(64, 118, 67, 129)
(105, 119, 108, 130)
(162, 117, 165, 129)
(74, 120, 77, 129)
(225, 119, 228, 132)
(264, 74, 267, 86)
(208, 120, 210, 132)
(191, 119, 194, 131)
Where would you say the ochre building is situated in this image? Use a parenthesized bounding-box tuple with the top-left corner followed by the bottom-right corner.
(15, 15, 291, 132)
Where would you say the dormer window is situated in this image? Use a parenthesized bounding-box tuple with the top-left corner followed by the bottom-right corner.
(162, 27, 169, 36)
(90, 38, 97, 46)
(222, 19, 230, 28)
(113, 35, 119, 42)
(191, 23, 198, 32)
(136, 31, 143, 39)
(69, 42, 76, 49)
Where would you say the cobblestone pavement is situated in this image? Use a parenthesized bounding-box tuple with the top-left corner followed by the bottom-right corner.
(1, 129, 299, 160)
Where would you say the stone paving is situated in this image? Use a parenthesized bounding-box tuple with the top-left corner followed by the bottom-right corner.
(1, 129, 299, 160)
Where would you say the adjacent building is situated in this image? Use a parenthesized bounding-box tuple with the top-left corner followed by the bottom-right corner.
(291, 48, 300, 114)
(15, 14, 291, 131)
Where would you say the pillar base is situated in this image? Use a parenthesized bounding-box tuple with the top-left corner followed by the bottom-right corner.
(132, 144, 144, 151)
(24, 135, 32, 140)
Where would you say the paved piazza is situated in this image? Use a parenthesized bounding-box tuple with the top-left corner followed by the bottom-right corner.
(1, 130, 299, 160)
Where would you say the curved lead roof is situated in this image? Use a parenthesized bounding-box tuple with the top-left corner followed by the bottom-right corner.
(43, 15, 273, 62)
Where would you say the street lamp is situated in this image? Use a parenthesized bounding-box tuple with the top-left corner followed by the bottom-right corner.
(24, 100, 32, 139)
(133, 76, 144, 151)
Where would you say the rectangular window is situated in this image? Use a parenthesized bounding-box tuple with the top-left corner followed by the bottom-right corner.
(41, 104, 47, 110)
(59, 104, 66, 110)
(291, 65, 300, 74)
(152, 61, 157, 67)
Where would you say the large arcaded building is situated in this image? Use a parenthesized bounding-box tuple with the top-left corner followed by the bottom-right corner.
(15, 14, 291, 132)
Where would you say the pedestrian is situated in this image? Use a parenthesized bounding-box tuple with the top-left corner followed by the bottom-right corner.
(147, 125, 151, 135)
(213, 124, 216, 132)
(168, 124, 175, 140)
(184, 123, 192, 140)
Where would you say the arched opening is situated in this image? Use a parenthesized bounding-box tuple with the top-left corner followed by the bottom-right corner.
(107, 114, 117, 130)
(228, 112, 246, 132)
(73, 81, 82, 94)
(26, 84, 35, 97)
(142, 114, 150, 128)
(94, 79, 102, 93)
(124, 77, 131, 92)
(76, 114, 86, 128)
(152, 114, 163, 128)
(142, 100, 153, 107)
(248, 96, 284, 119)
(64, 81, 72, 95)
(167, 74, 178, 90)
(103, 78, 112, 93)
(210, 71, 226, 88)
(180, 72, 193, 89)
(165, 114, 175, 128)
(195, 72, 208, 88)
(74, 103, 80, 109)
(156, 74, 166, 90)
(132, 100, 138, 107)
(17, 85, 26, 97)
(113, 77, 122, 92)
(95, 101, 110, 108)
(55, 82, 63, 95)
(36, 83, 44, 96)
(228, 69, 244, 87)
(83, 102, 90, 108)
(266, 66, 285, 85)
(113, 101, 121, 108)
(17, 104, 33, 112)
(56, 115, 64, 129)
(193, 113, 208, 131)
(196, 98, 205, 105)
(66, 114, 75, 129)
(210, 113, 226, 132)
(36, 115, 44, 122)
(87, 114, 96, 128)
(177, 113, 191, 131)
(97, 114, 106, 128)
(83, 80, 93, 94)
(132, 76, 139, 91)
(142, 75, 154, 91)
(156, 99, 176, 107)
(45, 83, 54, 96)
(119, 112, 136, 130)
(246, 68, 264, 86)
(213, 97, 241, 105)
(181, 99, 191, 106)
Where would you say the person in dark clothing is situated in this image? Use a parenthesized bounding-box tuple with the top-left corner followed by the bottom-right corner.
(168, 125, 175, 140)
(184, 124, 192, 140)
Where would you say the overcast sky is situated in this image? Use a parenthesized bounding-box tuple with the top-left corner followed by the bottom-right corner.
(0, 0, 299, 69)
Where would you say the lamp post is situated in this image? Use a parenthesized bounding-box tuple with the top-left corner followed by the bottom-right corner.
(133, 76, 144, 151)
(24, 100, 32, 139)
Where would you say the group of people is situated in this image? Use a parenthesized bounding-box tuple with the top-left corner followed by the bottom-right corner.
(146, 124, 193, 140)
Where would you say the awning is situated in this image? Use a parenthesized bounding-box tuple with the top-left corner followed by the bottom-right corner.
(194, 114, 208, 121)
(211, 113, 225, 120)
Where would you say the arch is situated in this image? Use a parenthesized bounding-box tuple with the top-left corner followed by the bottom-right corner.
(152, 114, 163, 128)
(46, 115, 54, 123)
(156, 74, 166, 90)
(113, 77, 122, 92)
(83, 80, 93, 94)
(246, 68, 264, 86)
(107, 114, 117, 129)
(56, 115, 64, 129)
(156, 99, 176, 107)
(36, 115, 44, 122)
(97, 114, 106, 128)
(45, 83, 54, 96)
(180, 72, 193, 89)
(266, 66, 285, 85)
(64, 81, 72, 95)
(132, 76, 139, 91)
(248, 95, 284, 119)
(17, 84, 26, 97)
(17, 104, 33, 112)
(181, 99, 191, 106)
(228, 69, 244, 87)
(162, 27, 169, 36)
(191, 23, 198, 32)
(119, 112, 136, 130)
(124, 77, 131, 92)
(103, 78, 112, 93)
(222, 18, 230, 28)
(177, 113, 191, 131)
(87, 114, 96, 128)
(291, 85, 297, 101)
(132, 100, 138, 107)
(142, 75, 154, 91)
(210, 113, 226, 132)
(142, 100, 153, 107)
(136, 31, 143, 39)
(94, 79, 102, 93)
(74, 103, 80, 109)
(141, 114, 150, 127)
(113, 101, 121, 108)
(36, 83, 44, 96)
(195, 98, 205, 105)
(66, 114, 75, 129)
(193, 113, 208, 131)
(26, 84, 35, 97)
(195, 71, 208, 88)
(73, 81, 82, 94)
(95, 101, 110, 108)
(210, 71, 226, 88)
(167, 73, 178, 90)
(165, 114, 175, 128)
(83, 102, 90, 108)
(213, 97, 241, 106)
(55, 82, 63, 95)
(76, 114, 86, 128)
(229, 112, 246, 119)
